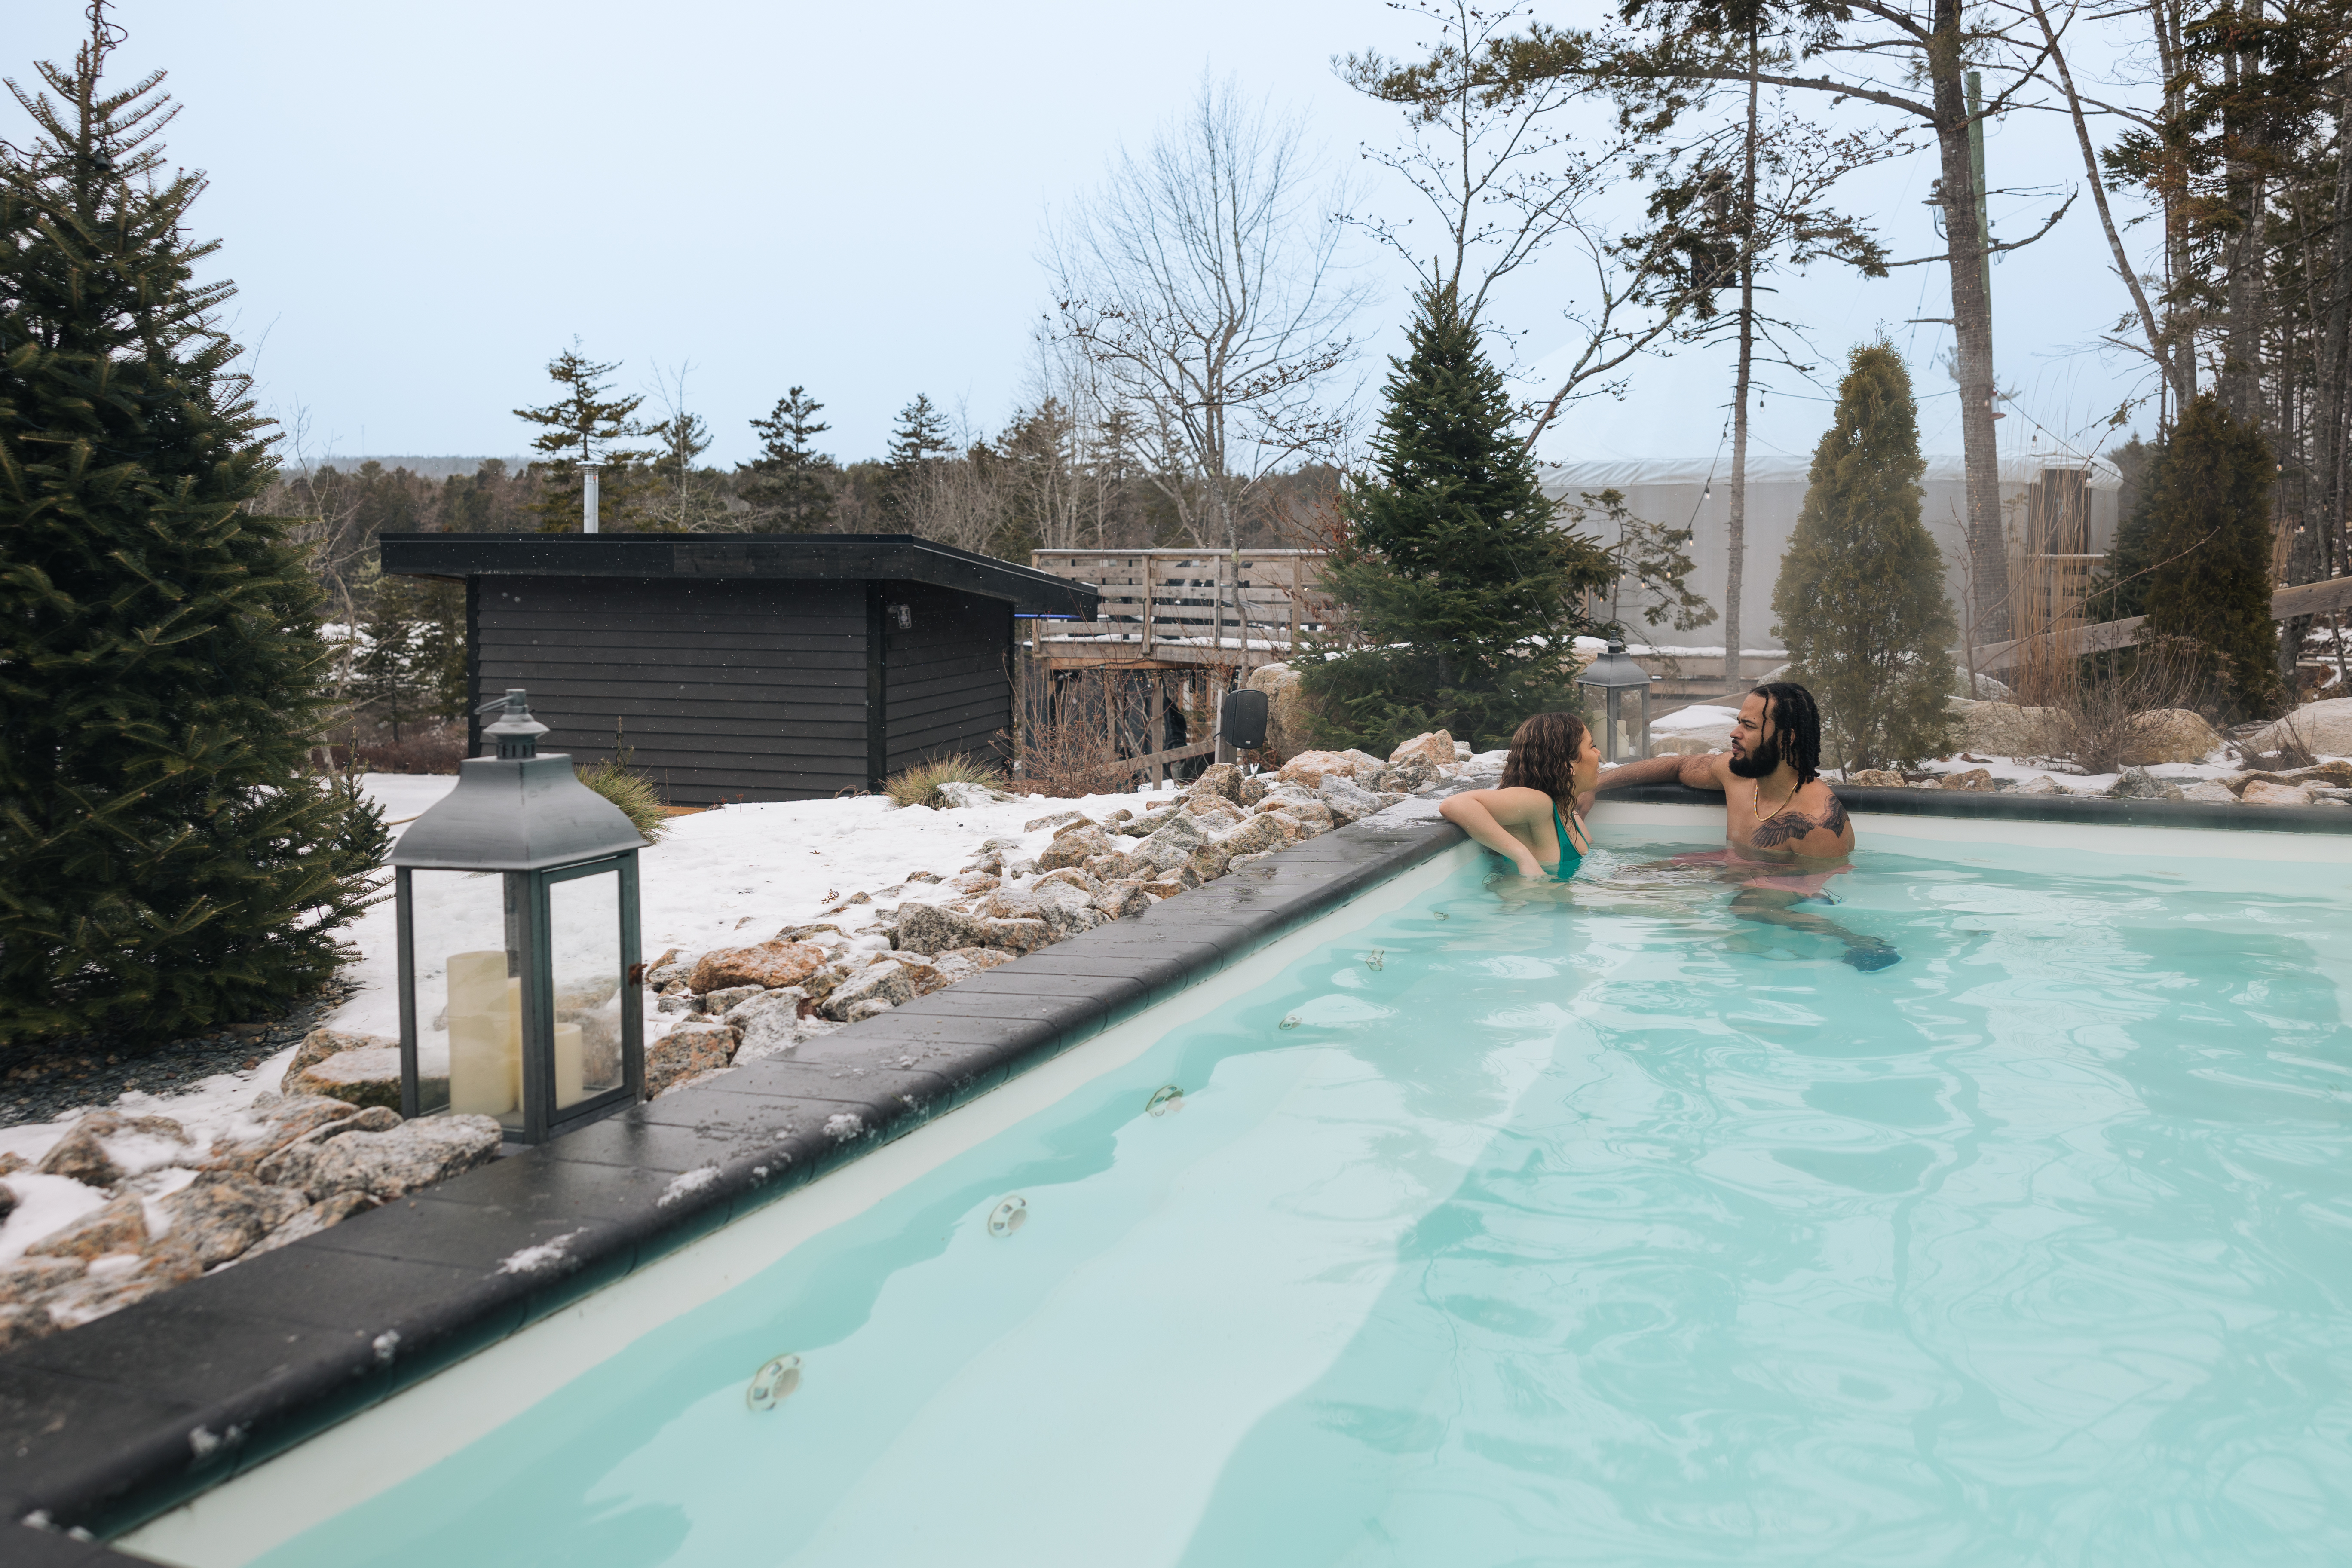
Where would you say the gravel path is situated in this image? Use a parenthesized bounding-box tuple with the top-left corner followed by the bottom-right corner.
(0, 978, 358, 1130)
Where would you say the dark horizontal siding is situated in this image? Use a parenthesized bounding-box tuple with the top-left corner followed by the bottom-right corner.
(883, 582, 1010, 775)
(473, 575, 870, 805)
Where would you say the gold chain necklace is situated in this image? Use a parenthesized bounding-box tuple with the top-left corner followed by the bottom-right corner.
(1752, 777, 1801, 824)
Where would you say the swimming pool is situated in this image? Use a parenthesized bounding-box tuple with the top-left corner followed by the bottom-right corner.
(126, 817, 2352, 1566)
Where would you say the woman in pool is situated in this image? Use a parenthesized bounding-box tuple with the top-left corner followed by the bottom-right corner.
(1438, 712, 1600, 881)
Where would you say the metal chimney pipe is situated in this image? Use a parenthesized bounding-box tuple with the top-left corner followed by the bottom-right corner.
(583, 465, 600, 534)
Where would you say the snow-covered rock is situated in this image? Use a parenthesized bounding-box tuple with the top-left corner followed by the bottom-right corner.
(2110, 766, 2185, 801)
(257, 1115, 504, 1202)
(1951, 701, 2065, 757)
(1245, 662, 1318, 759)
(689, 940, 829, 993)
(288, 1046, 413, 1111)
(2118, 708, 2221, 766)
(2245, 698, 2352, 758)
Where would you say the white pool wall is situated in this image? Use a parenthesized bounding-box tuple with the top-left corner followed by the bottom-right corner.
(117, 839, 1477, 1568)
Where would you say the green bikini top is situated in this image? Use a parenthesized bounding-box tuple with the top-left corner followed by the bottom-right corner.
(1551, 802, 1586, 880)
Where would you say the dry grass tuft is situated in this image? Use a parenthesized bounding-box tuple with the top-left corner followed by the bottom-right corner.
(885, 753, 1010, 808)
(576, 757, 671, 841)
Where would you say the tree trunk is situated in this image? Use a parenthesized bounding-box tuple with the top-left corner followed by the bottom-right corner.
(2220, 0, 2267, 426)
(1724, 28, 1759, 690)
(1929, 3, 2008, 643)
(2153, 0, 2198, 411)
(2315, 77, 2352, 586)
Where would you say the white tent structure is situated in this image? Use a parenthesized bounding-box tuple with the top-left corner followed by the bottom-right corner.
(1542, 455, 2123, 658)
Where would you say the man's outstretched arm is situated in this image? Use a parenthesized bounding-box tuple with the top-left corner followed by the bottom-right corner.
(1593, 752, 1724, 793)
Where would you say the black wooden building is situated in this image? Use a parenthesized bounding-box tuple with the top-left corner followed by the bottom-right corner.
(377, 533, 1097, 805)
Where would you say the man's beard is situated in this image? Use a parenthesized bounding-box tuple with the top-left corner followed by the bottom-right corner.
(1727, 732, 1782, 778)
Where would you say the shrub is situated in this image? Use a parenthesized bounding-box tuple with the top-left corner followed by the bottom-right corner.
(2132, 394, 2282, 722)
(324, 720, 467, 775)
(885, 753, 1010, 809)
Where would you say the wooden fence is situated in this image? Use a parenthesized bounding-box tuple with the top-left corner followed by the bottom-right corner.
(1027, 549, 1330, 668)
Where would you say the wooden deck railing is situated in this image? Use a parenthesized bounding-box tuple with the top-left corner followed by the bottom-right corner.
(1028, 548, 1331, 666)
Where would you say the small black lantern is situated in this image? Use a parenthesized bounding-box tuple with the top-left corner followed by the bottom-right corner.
(392, 690, 647, 1143)
(1577, 640, 1654, 763)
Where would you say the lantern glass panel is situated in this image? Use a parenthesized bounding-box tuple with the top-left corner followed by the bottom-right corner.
(407, 869, 520, 1126)
(547, 867, 626, 1109)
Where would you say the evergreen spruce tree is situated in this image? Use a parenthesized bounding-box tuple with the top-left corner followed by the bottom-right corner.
(412, 580, 469, 720)
(881, 393, 954, 529)
(513, 342, 650, 531)
(740, 386, 838, 532)
(1302, 285, 1614, 753)
(2129, 394, 2282, 720)
(0, 12, 388, 1046)
(1770, 342, 1956, 771)
(354, 576, 418, 740)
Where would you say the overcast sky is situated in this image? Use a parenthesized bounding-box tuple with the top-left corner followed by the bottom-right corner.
(13, 1, 2162, 474)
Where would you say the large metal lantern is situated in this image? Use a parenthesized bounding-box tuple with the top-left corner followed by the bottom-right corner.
(392, 690, 647, 1144)
(1577, 640, 1654, 763)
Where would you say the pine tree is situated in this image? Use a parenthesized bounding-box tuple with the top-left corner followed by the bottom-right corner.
(2133, 394, 2283, 719)
(1301, 285, 1614, 753)
(740, 386, 838, 532)
(0, 12, 388, 1046)
(1770, 342, 1956, 771)
(513, 341, 649, 532)
(882, 393, 954, 529)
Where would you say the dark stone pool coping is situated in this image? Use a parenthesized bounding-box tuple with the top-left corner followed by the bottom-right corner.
(0, 807, 1473, 1553)
(1613, 778, 2352, 833)
(10, 777, 2346, 1557)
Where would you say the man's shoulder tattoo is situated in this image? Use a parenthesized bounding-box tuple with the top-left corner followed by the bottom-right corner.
(1749, 789, 1851, 848)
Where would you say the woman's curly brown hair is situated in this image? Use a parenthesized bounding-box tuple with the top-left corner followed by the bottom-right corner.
(1499, 712, 1592, 802)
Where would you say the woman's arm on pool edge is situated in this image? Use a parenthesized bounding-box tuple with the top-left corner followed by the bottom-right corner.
(1438, 789, 1549, 879)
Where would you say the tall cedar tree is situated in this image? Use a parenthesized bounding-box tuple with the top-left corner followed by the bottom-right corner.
(1303, 285, 1612, 753)
(0, 12, 388, 1046)
(1771, 342, 1956, 771)
(514, 343, 649, 532)
(2106, 394, 2282, 720)
(741, 387, 838, 532)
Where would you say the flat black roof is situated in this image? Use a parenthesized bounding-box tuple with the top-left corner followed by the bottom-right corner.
(378, 532, 1098, 619)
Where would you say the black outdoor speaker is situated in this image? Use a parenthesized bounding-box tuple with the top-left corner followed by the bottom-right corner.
(1221, 688, 1269, 750)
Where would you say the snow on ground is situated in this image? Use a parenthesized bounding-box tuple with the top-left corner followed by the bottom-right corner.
(0, 1057, 297, 1259)
(325, 775, 1191, 1042)
(1652, 704, 1742, 737)
(0, 772, 1183, 1237)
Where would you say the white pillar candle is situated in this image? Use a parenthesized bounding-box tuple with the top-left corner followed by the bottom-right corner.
(554, 1021, 585, 1108)
(448, 951, 520, 1118)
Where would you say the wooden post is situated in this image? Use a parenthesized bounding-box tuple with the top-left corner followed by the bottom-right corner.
(1213, 665, 1234, 766)
(1142, 554, 1155, 660)
(1289, 555, 1302, 655)
(1148, 676, 1166, 787)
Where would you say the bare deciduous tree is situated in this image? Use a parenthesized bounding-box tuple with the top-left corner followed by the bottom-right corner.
(1048, 76, 1366, 575)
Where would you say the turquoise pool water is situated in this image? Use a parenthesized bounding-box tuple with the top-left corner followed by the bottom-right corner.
(251, 829, 2352, 1566)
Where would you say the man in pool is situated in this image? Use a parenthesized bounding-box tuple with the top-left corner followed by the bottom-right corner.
(1591, 680, 1898, 969)
(1594, 680, 1852, 857)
